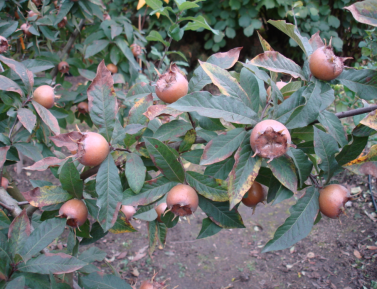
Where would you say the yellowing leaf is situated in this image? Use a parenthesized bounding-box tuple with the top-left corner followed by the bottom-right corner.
(156, 12, 160, 18)
(137, 0, 146, 10)
(164, 0, 169, 3)
(344, 144, 377, 166)
(360, 110, 377, 131)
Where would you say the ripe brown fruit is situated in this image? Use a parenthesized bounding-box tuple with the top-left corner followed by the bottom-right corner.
(242, 182, 265, 213)
(59, 199, 88, 227)
(155, 202, 167, 223)
(77, 132, 110, 167)
(27, 11, 39, 18)
(32, 0, 42, 6)
(131, 43, 142, 57)
(33, 85, 55, 109)
(309, 45, 352, 81)
(121, 205, 136, 221)
(77, 102, 89, 114)
(0, 36, 8, 54)
(250, 119, 291, 162)
(58, 61, 69, 74)
(15, 11, 20, 20)
(139, 281, 154, 289)
(1, 177, 9, 190)
(155, 64, 188, 104)
(106, 63, 118, 74)
(21, 23, 33, 38)
(166, 184, 198, 217)
(266, 81, 290, 103)
(57, 17, 67, 29)
(319, 184, 351, 219)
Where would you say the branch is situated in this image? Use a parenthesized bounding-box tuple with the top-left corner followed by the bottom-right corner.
(0, 188, 22, 218)
(334, 104, 377, 119)
(50, 19, 85, 79)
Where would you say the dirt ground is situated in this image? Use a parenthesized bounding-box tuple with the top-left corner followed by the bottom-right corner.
(8, 156, 377, 289)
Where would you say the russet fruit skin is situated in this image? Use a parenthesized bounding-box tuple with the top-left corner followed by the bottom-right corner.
(106, 63, 118, 74)
(59, 199, 88, 227)
(1, 177, 9, 190)
(33, 85, 55, 109)
(155, 64, 188, 104)
(139, 281, 154, 289)
(77, 102, 89, 114)
(155, 202, 167, 223)
(250, 119, 291, 162)
(166, 184, 198, 217)
(0, 36, 8, 54)
(242, 182, 265, 208)
(267, 81, 290, 103)
(57, 17, 67, 29)
(77, 132, 110, 167)
(21, 23, 33, 38)
(319, 184, 350, 219)
(121, 205, 136, 221)
(309, 46, 351, 81)
(58, 61, 70, 74)
(131, 44, 142, 57)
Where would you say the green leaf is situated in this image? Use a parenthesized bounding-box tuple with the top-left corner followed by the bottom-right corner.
(0, 53, 33, 93)
(228, 135, 262, 210)
(85, 40, 110, 59)
(80, 222, 108, 245)
(249, 51, 306, 80)
(186, 171, 228, 202)
(127, 94, 153, 125)
(22, 60, 54, 74)
(54, 0, 73, 25)
(197, 218, 222, 239)
(32, 101, 60, 135)
(0, 231, 11, 280)
(179, 129, 196, 152)
(193, 114, 226, 131)
(153, 120, 192, 141)
(267, 20, 312, 55)
(146, 31, 169, 46)
(181, 15, 219, 34)
(204, 157, 235, 180)
(78, 68, 95, 81)
(345, 0, 377, 27)
(134, 206, 157, 221)
(59, 161, 83, 199)
(189, 47, 242, 92)
(96, 154, 123, 232)
(8, 210, 31, 259)
(169, 92, 257, 125)
(240, 67, 266, 113)
(78, 247, 106, 264)
(5, 276, 25, 289)
(22, 186, 72, 208)
(336, 136, 368, 166)
(318, 110, 348, 147)
(109, 216, 137, 234)
(181, 149, 203, 164)
(79, 271, 132, 288)
(126, 153, 146, 194)
(0, 75, 23, 97)
(336, 69, 377, 101)
(200, 128, 246, 165)
(268, 176, 294, 205)
(288, 148, 313, 188)
(198, 196, 245, 229)
(144, 137, 185, 183)
(20, 218, 66, 262)
(262, 187, 319, 252)
(122, 177, 178, 206)
(87, 61, 116, 142)
(313, 127, 339, 181)
(17, 108, 36, 133)
(13, 142, 42, 162)
(0, 209, 10, 230)
(268, 155, 298, 193)
(18, 253, 86, 274)
(114, 38, 141, 81)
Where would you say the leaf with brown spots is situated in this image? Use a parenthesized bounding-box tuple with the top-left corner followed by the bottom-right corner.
(109, 216, 137, 234)
(8, 210, 30, 258)
(22, 186, 72, 207)
(308, 31, 325, 52)
(346, 161, 377, 178)
(49, 131, 83, 152)
(228, 134, 262, 210)
(127, 93, 153, 125)
(360, 110, 377, 131)
(0, 75, 24, 97)
(17, 108, 36, 133)
(24, 157, 65, 171)
(186, 171, 228, 202)
(345, 0, 377, 27)
(0, 146, 9, 170)
(0, 54, 33, 93)
(143, 104, 183, 120)
(257, 31, 278, 82)
(249, 51, 306, 80)
(344, 144, 377, 166)
(32, 101, 60, 135)
(179, 129, 196, 153)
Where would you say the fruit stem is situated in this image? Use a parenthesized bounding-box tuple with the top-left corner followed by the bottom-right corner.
(367, 174, 377, 212)
(187, 112, 196, 129)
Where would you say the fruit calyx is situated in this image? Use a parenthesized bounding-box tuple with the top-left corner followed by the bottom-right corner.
(0, 36, 8, 54)
(131, 43, 142, 57)
(58, 61, 70, 74)
(250, 119, 292, 162)
(155, 202, 167, 223)
(59, 199, 88, 228)
(77, 102, 89, 114)
(166, 184, 198, 217)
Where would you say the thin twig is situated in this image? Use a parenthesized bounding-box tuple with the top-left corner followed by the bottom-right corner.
(187, 112, 196, 128)
(155, 37, 173, 80)
(367, 175, 377, 212)
(260, 99, 272, 121)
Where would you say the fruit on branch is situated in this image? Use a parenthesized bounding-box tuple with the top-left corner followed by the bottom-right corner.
(242, 181, 265, 213)
(139, 281, 155, 289)
(155, 202, 167, 223)
(1, 177, 9, 190)
(250, 119, 291, 162)
(267, 81, 290, 103)
(77, 132, 110, 166)
(58, 61, 70, 74)
(155, 64, 188, 104)
(57, 17, 67, 28)
(77, 102, 89, 114)
(0, 36, 8, 54)
(106, 63, 118, 74)
(59, 199, 88, 227)
(33, 85, 55, 109)
(27, 11, 39, 18)
(309, 43, 352, 81)
(121, 205, 136, 221)
(166, 184, 198, 217)
(21, 23, 33, 38)
(319, 184, 351, 219)
(103, 13, 111, 20)
(131, 43, 142, 57)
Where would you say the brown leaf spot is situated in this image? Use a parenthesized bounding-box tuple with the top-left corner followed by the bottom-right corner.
(359, 162, 377, 178)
